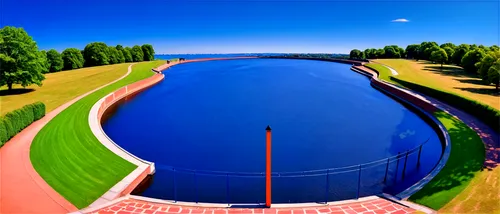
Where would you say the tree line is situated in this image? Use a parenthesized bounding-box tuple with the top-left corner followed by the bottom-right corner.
(0, 26, 155, 90)
(350, 42, 500, 89)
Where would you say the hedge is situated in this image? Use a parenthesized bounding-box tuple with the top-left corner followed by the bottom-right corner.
(0, 102, 46, 147)
(390, 77, 500, 133)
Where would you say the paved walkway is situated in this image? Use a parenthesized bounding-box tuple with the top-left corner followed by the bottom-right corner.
(89, 197, 417, 214)
(0, 64, 135, 214)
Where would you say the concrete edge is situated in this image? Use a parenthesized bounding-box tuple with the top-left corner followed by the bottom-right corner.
(77, 57, 438, 213)
(81, 57, 259, 211)
(123, 195, 380, 209)
(86, 73, 164, 208)
(351, 66, 452, 200)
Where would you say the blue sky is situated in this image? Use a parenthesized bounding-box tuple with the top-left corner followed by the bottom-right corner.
(1, 0, 498, 54)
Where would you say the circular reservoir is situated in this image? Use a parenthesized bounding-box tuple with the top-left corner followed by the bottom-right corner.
(102, 58, 442, 204)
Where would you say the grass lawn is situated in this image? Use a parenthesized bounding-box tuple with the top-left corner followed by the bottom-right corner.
(30, 61, 165, 208)
(364, 63, 393, 83)
(0, 63, 131, 115)
(372, 59, 499, 110)
(408, 111, 486, 211)
(365, 62, 498, 212)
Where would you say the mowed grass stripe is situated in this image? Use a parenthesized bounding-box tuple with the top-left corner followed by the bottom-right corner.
(31, 61, 165, 208)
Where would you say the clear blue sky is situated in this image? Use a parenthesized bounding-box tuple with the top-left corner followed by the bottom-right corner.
(1, 0, 498, 54)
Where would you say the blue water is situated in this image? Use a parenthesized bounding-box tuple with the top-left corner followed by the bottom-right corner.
(103, 58, 442, 203)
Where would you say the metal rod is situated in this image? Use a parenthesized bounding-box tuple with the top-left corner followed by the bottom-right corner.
(356, 165, 361, 199)
(383, 158, 390, 183)
(173, 168, 177, 203)
(325, 169, 329, 203)
(395, 152, 400, 183)
(265, 125, 272, 208)
(417, 144, 423, 168)
(402, 150, 409, 180)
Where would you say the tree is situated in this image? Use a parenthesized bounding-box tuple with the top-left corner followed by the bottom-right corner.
(363, 49, 372, 59)
(487, 59, 500, 90)
(430, 48, 448, 68)
(442, 47, 455, 64)
(0, 26, 46, 90)
(419, 41, 439, 60)
(83, 42, 109, 66)
(115, 45, 126, 63)
(349, 49, 364, 59)
(375, 49, 385, 58)
(476, 51, 500, 81)
(405, 44, 421, 59)
(398, 47, 406, 58)
(363, 48, 378, 59)
(123, 47, 133, 62)
(40, 50, 50, 73)
(452, 44, 470, 65)
(383, 46, 400, 58)
(61, 48, 84, 70)
(131, 45, 144, 62)
(440, 43, 456, 50)
(461, 48, 486, 73)
(46, 49, 63, 72)
(141, 44, 155, 61)
(478, 45, 489, 52)
(107, 46, 120, 64)
(490, 45, 499, 52)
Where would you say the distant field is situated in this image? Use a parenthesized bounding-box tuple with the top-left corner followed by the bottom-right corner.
(0, 63, 131, 115)
(373, 59, 499, 110)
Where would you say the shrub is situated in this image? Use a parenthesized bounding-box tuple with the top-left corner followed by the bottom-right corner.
(0, 102, 46, 147)
(390, 77, 500, 132)
(33, 102, 46, 120)
(0, 118, 7, 146)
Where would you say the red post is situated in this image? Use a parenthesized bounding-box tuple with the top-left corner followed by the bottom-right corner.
(265, 125, 272, 208)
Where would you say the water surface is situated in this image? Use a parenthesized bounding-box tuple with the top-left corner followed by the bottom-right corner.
(103, 58, 442, 203)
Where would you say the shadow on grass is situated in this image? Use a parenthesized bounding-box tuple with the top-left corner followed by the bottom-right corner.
(454, 87, 500, 96)
(422, 65, 475, 78)
(0, 88, 35, 96)
(409, 111, 485, 209)
(454, 78, 491, 86)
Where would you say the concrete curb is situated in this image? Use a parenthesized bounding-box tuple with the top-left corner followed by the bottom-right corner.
(86, 72, 164, 209)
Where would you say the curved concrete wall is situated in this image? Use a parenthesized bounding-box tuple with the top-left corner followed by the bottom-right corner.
(84, 58, 446, 210)
(87, 73, 164, 208)
(86, 57, 257, 209)
(351, 65, 451, 200)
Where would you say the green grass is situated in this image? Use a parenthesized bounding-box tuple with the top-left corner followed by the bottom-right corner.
(364, 63, 393, 82)
(373, 59, 499, 110)
(30, 61, 165, 208)
(408, 111, 485, 209)
(0, 63, 131, 115)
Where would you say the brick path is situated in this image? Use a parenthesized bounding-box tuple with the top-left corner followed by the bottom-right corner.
(90, 197, 417, 214)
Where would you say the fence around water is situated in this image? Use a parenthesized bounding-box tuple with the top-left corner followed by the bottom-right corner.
(141, 138, 434, 205)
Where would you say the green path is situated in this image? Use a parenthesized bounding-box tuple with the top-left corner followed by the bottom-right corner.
(409, 111, 485, 209)
(31, 61, 165, 208)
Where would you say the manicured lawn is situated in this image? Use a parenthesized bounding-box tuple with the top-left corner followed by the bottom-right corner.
(30, 61, 165, 208)
(373, 59, 499, 110)
(364, 63, 394, 83)
(366, 61, 498, 212)
(0, 63, 131, 115)
(408, 111, 485, 210)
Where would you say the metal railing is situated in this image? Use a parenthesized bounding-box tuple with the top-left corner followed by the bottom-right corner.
(146, 138, 432, 204)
